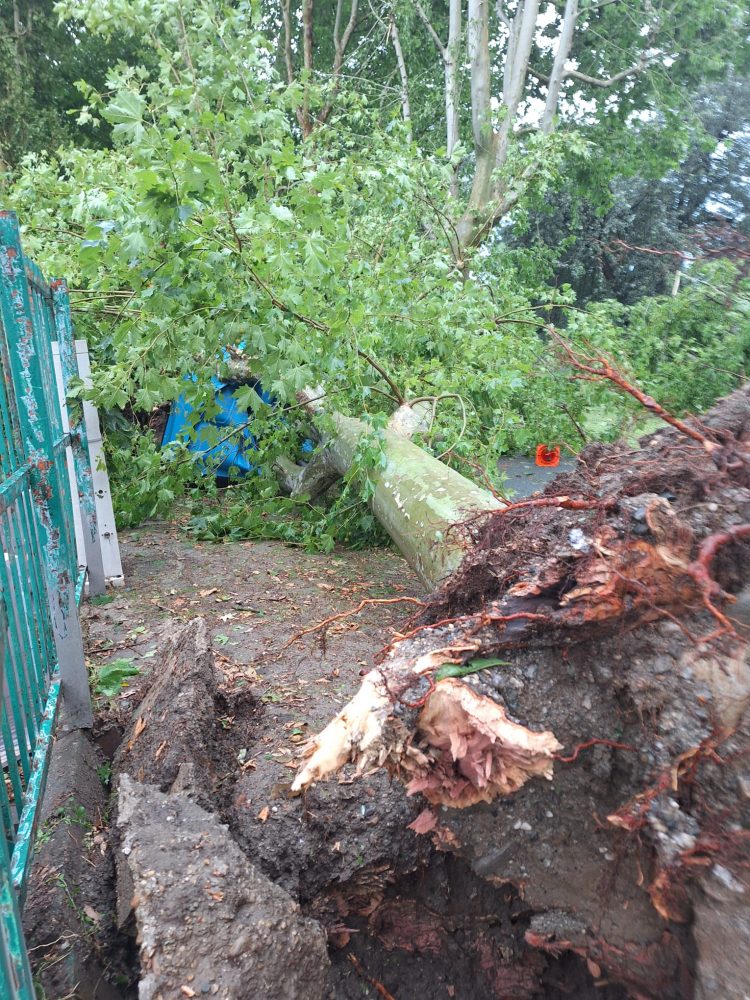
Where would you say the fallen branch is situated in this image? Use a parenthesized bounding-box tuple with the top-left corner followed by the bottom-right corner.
(548, 328, 721, 453)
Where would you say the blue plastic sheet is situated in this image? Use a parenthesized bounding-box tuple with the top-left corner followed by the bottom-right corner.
(161, 376, 272, 477)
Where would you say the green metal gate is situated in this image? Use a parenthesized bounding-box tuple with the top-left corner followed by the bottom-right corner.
(0, 210, 102, 998)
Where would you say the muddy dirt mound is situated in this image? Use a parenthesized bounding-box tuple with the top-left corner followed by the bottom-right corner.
(427, 386, 750, 622)
(117, 775, 329, 1000)
(99, 604, 625, 1000)
(113, 617, 220, 796)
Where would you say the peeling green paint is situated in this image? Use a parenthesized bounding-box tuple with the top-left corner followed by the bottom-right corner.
(51, 281, 105, 596)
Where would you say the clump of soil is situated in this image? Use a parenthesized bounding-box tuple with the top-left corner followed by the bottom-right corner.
(323, 853, 628, 1000)
(428, 401, 750, 623)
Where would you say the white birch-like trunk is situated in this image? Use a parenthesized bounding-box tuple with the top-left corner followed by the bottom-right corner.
(467, 0, 491, 152)
(446, 0, 462, 197)
(389, 13, 411, 129)
(540, 0, 578, 133)
(456, 0, 494, 245)
(457, 0, 539, 247)
(495, 0, 538, 165)
(415, 0, 463, 197)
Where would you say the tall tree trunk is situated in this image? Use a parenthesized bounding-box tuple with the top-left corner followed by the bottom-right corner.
(301, 0, 314, 137)
(415, 0, 462, 197)
(445, 0, 462, 197)
(12, 0, 25, 78)
(457, 0, 539, 248)
(456, 0, 494, 246)
(318, 0, 359, 126)
(280, 0, 296, 85)
(541, 0, 577, 133)
(467, 0, 491, 155)
(389, 13, 411, 130)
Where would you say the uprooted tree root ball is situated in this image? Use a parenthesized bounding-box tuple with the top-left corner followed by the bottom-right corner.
(293, 385, 750, 997)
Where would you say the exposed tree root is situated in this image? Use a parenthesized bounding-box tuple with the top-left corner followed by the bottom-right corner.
(553, 737, 638, 764)
(293, 373, 750, 812)
(293, 487, 748, 805)
(687, 523, 750, 639)
(347, 952, 398, 1000)
(291, 381, 750, 997)
(283, 596, 426, 649)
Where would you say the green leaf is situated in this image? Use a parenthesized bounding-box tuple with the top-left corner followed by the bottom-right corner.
(94, 658, 140, 698)
(90, 594, 114, 606)
(269, 203, 294, 224)
(102, 90, 146, 140)
(435, 658, 511, 682)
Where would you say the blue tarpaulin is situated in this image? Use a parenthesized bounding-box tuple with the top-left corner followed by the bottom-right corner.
(161, 376, 273, 478)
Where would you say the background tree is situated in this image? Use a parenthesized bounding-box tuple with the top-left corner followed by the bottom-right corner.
(266, 1, 749, 259)
(4, 0, 749, 543)
(0, 0, 151, 169)
(509, 75, 750, 305)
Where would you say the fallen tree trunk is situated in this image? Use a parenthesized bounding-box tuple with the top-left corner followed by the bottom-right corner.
(280, 396, 502, 588)
(325, 410, 503, 588)
(287, 376, 750, 998)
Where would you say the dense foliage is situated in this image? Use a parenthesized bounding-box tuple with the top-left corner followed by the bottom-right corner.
(2, 0, 748, 547)
(510, 76, 750, 305)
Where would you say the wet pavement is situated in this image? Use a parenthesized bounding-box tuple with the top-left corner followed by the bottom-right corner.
(497, 455, 575, 498)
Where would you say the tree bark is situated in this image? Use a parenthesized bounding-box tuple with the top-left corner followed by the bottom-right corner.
(372, 6, 411, 131)
(389, 13, 411, 129)
(275, 450, 340, 501)
(456, 0, 539, 248)
(540, 0, 577, 133)
(280, 0, 296, 86)
(415, 0, 462, 197)
(12, 0, 25, 78)
(301, 0, 314, 136)
(282, 398, 502, 588)
(318, 0, 359, 126)
(467, 0, 491, 156)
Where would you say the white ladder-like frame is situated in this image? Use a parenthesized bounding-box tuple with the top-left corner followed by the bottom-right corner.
(51, 339, 124, 588)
